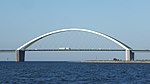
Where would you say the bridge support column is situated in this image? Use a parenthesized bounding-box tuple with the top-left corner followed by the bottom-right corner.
(126, 50, 134, 61)
(16, 50, 25, 62)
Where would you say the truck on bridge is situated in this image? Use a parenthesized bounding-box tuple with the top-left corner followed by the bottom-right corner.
(59, 48, 71, 50)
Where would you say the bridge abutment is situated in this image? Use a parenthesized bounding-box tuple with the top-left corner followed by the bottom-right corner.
(126, 50, 134, 61)
(16, 50, 25, 62)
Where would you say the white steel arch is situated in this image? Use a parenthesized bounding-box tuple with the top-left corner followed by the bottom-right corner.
(17, 28, 131, 50)
(16, 28, 134, 61)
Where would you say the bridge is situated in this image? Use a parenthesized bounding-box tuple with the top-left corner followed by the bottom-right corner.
(15, 28, 135, 62)
(0, 28, 150, 62)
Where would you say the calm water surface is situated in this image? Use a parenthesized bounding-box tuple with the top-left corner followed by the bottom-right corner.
(0, 62, 150, 84)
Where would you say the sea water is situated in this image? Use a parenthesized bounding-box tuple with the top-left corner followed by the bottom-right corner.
(0, 61, 150, 84)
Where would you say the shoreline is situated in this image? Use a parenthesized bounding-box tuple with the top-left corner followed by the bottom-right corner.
(0, 60, 150, 63)
(81, 60, 150, 63)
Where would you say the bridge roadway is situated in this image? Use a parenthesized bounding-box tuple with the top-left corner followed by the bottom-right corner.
(1, 49, 150, 52)
(25, 49, 125, 51)
(0, 50, 15, 52)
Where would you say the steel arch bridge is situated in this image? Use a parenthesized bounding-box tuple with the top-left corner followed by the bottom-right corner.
(16, 28, 134, 62)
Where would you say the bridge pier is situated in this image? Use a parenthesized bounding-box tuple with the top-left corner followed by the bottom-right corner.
(16, 50, 25, 62)
(126, 50, 134, 61)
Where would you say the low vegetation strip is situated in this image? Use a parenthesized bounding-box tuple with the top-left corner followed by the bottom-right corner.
(82, 60, 150, 63)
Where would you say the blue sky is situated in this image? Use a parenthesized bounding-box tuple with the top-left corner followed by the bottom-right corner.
(0, 0, 150, 61)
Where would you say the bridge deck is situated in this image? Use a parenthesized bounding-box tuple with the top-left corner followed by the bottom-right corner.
(0, 49, 150, 52)
(0, 50, 15, 52)
(25, 49, 125, 51)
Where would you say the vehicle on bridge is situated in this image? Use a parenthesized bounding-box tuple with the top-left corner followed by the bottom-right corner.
(59, 48, 71, 50)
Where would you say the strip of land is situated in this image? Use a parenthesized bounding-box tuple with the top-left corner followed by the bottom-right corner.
(82, 60, 150, 63)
